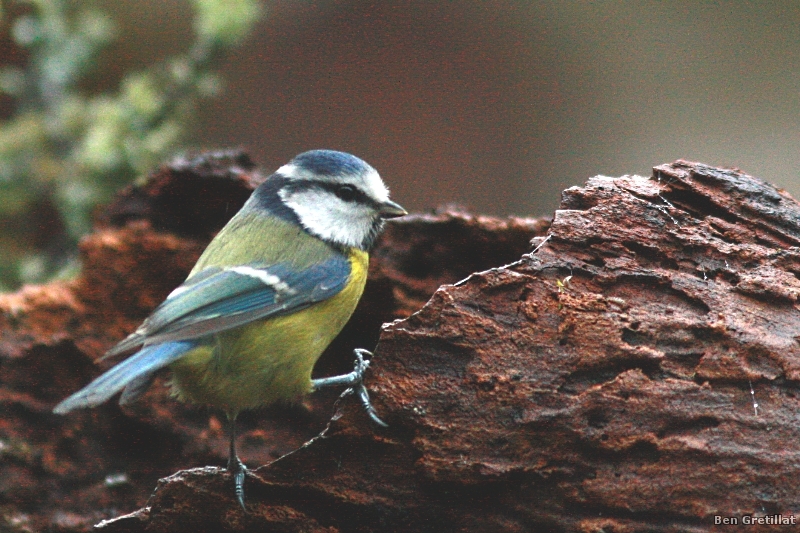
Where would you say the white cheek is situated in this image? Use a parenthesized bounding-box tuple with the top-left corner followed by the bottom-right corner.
(282, 190, 374, 248)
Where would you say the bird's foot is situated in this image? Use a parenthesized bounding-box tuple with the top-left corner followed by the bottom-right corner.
(311, 348, 388, 427)
(227, 455, 247, 510)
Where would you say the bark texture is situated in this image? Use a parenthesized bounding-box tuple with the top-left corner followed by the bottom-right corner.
(0, 151, 545, 532)
(370, 162, 800, 532)
(2, 157, 798, 532)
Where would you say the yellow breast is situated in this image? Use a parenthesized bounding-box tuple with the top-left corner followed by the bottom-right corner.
(169, 248, 369, 415)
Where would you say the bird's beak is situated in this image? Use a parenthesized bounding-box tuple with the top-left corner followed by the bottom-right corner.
(378, 200, 408, 219)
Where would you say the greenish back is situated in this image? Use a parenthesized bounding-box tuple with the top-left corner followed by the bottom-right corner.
(189, 210, 337, 276)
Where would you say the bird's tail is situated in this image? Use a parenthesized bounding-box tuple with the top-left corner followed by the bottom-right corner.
(53, 341, 196, 414)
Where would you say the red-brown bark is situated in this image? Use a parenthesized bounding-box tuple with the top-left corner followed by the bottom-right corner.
(3, 156, 798, 531)
(0, 151, 544, 532)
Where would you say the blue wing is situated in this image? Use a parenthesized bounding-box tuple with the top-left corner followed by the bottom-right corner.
(106, 256, 351, 356)
(54, 255, 352, 413)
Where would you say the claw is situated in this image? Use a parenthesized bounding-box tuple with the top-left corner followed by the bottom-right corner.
(311, 348, 387, 427)
(228, 456, 247, 511)
(356, 382, 388, 427)
(227, 414, 247, 511)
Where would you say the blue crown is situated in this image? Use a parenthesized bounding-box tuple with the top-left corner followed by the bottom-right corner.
(291, 150, 371, 177)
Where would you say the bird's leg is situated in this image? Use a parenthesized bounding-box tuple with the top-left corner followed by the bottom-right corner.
(226, 413, 247, 510)
(311, 348, 388, 427)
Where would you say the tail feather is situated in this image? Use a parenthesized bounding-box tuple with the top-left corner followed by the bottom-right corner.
(118, 372, 157, 405)
(53, 341, 196, 414)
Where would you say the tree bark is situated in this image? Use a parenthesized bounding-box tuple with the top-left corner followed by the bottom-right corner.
(2, 157, 797, 532)
(0, 151, 544, 532)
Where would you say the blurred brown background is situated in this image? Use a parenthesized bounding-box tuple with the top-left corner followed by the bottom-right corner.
(102, 0, 800, 217)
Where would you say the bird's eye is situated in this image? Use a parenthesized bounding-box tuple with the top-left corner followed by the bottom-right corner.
(335, 184, 358, 202)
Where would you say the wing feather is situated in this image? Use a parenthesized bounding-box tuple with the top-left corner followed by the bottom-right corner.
(105, 255, 351, 356)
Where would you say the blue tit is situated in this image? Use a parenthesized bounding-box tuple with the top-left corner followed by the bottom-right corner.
(53, 149, 407, 509)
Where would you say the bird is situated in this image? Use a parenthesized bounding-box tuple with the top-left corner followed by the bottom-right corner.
(53, 149, 407, 509)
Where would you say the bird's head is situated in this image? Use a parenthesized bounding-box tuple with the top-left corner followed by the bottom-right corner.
(259, 150, 406, 251)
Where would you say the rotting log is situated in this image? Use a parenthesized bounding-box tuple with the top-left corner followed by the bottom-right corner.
(111, 161, 800, 533)
(0, 151, 545, 532)
(2, 157, 798, 532)
(369, 162, 800, 532)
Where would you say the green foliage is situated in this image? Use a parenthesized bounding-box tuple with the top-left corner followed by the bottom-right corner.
(0, 0, 262, 290)
(194, 0, 262, 46)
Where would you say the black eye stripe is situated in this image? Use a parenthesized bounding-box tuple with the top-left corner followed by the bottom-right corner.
(316, 181, 371, 204)
(282, 179, 377, 208)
